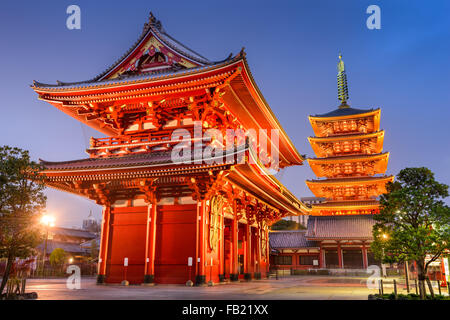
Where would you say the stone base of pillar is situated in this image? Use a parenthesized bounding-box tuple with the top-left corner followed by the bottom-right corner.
(195, 275, 206, 286)
(254, 272, 261, 280)
(219, 274, 225, 282)
(143, 274, 154, 284)
(244, 273, 252, 281)
(96, 274, 106, 284)
(229, 274, 239, 281)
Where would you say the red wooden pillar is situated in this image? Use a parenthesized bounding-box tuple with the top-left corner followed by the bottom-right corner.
(319, 244, 324, 268)
(362, 244, 368, 269)
(196, 200, 207, 285)
(230, 204, 239, 281)
(218, 211, 225, 282)
(97, 205, 111, 284)
(244, 223, 252, 280)
(255, 226, 262, 279)
(337, 243, 343, 269)
(144, 200, 157, 283)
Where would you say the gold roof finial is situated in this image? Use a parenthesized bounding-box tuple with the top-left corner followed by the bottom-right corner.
(337, 53, 349, 108)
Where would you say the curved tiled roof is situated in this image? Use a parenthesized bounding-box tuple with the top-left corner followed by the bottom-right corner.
(40, 151, 174, 170)
(306, 215, 376, 239)
(308, 152, 388, 163)
(311, 200, 379, 208)
(50, 227, 97, 239)
(311, 106, 376, 118)
(37, 240, 89, 255)
(269, 230, 319, 249)
(306, 175, 393, 184)
(32, 12, 235, 89)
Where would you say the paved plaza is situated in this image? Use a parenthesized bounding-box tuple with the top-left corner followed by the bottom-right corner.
(27, 275, 383, 300)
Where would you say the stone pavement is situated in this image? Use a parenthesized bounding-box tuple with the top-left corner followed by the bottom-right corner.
(26, 275, 382, 300)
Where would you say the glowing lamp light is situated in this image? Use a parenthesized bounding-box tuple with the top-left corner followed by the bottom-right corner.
(68, 258, 74, 264)
(41, 214, 55, 227)
(382, 233, 388, 240)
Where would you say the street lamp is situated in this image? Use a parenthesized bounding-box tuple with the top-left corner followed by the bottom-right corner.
(381, 233, 388, 278)
(40, 214, 55, 275)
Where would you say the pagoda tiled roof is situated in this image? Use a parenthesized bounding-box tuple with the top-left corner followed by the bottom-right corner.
(308, 130, 384, 142)
(311, 200, 379, 208)
(269, 230, 320, 249)
(311, 106, 378, 118)
(305, 215, 376, 240)
(306, 175, 393, 184)
(308, 152, 389, 162)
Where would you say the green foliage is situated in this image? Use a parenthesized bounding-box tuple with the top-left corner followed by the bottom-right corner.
(271, 219, 305, 230)
(0, 146, 46, 258)
(0, 146, 47, 293)
(373, 293, 449, 300)
(49, 248, 67, 266)
(371, 167, 450, 273)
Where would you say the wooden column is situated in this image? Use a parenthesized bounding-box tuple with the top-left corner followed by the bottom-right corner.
(195, 200, 207, 285)
(230, 212, 239, 281)
(218, 211, 225, 282)
(97, 204, 111, 284)
(338, 242, 343, 269)
(319, 244, 324, 268)
(255, 226, 262, 279)
(362, 244, 368, 269)
(144, 200, 157, 283)
(244, 223, 252, 280)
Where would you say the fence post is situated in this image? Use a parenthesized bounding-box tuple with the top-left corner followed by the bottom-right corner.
(448, 282, 450, 295)
(380, 279, 384, 296)
(437, 280, 441, 296)
(393, 279, 398, 299)
(404, 261, 410, 293)
(415, 279, 418, 295)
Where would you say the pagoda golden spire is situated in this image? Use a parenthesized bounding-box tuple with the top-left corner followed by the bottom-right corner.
(337, 53, 349, 108)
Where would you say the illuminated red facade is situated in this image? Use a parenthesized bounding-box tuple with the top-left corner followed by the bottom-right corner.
(32, 13, 310, 285)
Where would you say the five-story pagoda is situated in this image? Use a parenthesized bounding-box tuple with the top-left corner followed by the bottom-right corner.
(305, 55, 394, 216)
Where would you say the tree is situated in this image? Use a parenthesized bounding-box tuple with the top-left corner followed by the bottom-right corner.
(271, 219, 305, 230)
(49, 248, 67, 269)
(371, 167, 450, 299)
(0, 146, 46, 295)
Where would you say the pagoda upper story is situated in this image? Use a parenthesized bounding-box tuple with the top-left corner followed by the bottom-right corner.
(305, 55, 393, 216)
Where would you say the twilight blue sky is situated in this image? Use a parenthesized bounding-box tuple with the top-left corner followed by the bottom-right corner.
(0, 0, 449, 227)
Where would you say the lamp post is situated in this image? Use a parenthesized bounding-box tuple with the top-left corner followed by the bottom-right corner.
(381, 233, 388, 278)
(40, 215, 55, 276)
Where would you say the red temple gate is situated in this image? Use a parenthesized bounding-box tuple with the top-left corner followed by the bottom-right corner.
(32, 13, 310, 285)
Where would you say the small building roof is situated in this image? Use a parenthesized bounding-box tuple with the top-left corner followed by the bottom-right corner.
(269, 230, 320, 249)
(50, 227, 97, 239)
(305, 214, 376, 240)
(37, 240, 89, 255)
